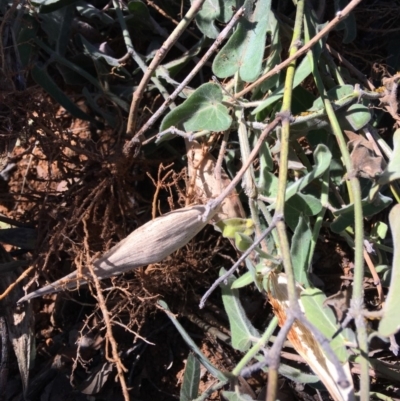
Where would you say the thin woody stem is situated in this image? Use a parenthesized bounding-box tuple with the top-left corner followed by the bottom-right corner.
(126, 0, 206, 137)
(234, 0, 363, 99)
(128, 6, 245, 146)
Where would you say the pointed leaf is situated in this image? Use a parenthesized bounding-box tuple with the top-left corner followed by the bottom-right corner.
(343, 104, 371, 130)
(221, 269, 259, 351)
(160, 83, 232, 132)
(291, 216, 312, 287)
(180, 353, 200, 401)
(234, 232, 254, 252)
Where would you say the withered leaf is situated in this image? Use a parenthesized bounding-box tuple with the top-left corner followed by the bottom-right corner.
(344, 130, 384, 180)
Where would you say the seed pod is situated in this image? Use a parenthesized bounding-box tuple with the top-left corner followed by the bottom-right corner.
(18, 204, 215, 303)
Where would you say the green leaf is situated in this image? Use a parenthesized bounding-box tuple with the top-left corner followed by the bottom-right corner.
(290, 216, 312, 287)
(378, 128, 400, 185)
(331, 193, 392, 233)
(231, 271, 254, 290)
(285, 193, 322, 232)
(253, 353, 321, 383)
(180, 353, 200, 401)
(214, 218, 254, 239)
(158, 300, 227, 381)
(300, 288, 349, 363)
(253, 56, 312, 114)
(161, 38, 204, 78)
(234, 232, 254, 252)
(221, 391, 254, 401)
(343, 104, 371, 130)
(31, 64, 93, 121)
(212, 0, 272, 82)
(160, 83, 232, 132)
(220, 269, 259, 351)
(377, 222, 389, 240)
(379, 204, 400, 337)
(258, 170, 278, 198)
(310, 85, 354, 111)
(194, 0, 235, 39)
(231, 258, 262, 292)
(258, 12, 281, 93)
(268, 145, 332, 211)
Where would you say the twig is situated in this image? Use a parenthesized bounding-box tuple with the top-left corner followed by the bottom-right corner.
(113, 0, 172, 109)
(145, 0, 200, 40)
(234, 0, 364, 99)
(266, 314, 295, 401)
(130, 6, 246, 146)
(204, 116, 282, 219)
(363, 248, 384, 303)
(82, 218, 130, 401)
(126, 0, 206, 136)
(0, 265, 34, 301)
(325, 43, 374, 90)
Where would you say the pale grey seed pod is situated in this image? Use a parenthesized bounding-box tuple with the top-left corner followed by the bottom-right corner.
(19, 204, 216, 303)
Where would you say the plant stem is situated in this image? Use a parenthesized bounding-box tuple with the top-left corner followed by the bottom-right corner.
(267, 1, 305, 400)
(113, 0, 172, 107)
(304, 12, 369, 401)
(233, 316, 278, 376)
(275, 0, 305, 314)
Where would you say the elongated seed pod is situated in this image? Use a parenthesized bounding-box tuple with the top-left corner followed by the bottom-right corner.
(18, 205, 215, 303)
